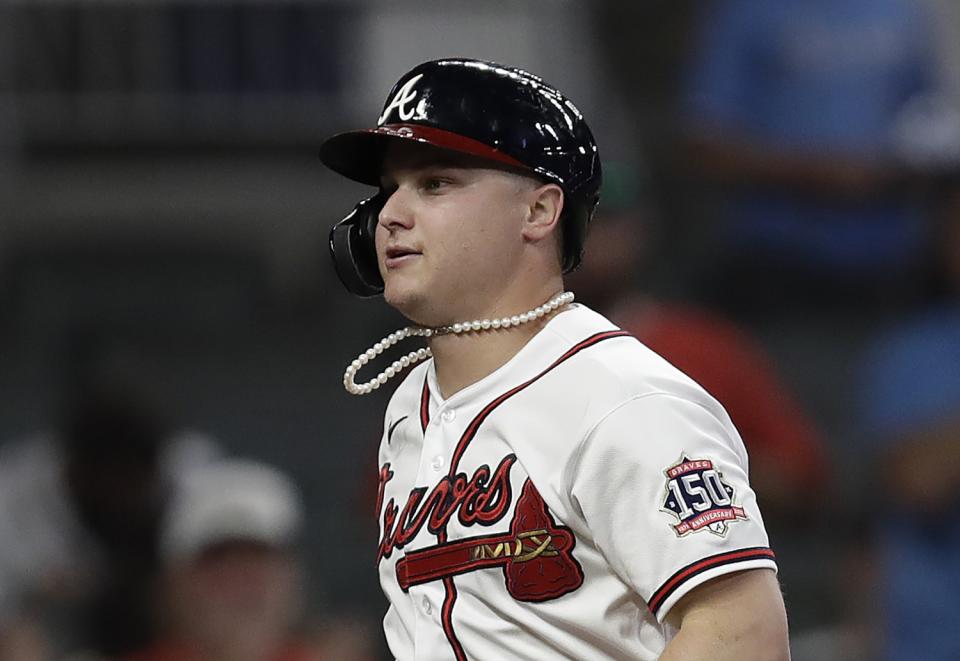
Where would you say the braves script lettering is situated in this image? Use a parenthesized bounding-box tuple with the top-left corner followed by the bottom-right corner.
(377, 454, 517, 562)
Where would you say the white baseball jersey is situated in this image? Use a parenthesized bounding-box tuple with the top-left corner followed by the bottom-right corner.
(374, 304, 776, 660)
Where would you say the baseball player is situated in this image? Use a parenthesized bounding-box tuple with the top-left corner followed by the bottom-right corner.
(320, 58, 789, 660)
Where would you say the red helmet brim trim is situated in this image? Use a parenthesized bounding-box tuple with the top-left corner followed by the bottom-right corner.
(319, 123, 529, 187)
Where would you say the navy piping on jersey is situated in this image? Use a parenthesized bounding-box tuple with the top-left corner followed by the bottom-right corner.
(420, 375, 431, 432)
(647, 546, 777, 618)
(441, 576, 466, 660)
(418, 329, 632, 658)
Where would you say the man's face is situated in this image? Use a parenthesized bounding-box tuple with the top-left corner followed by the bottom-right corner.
(375, 141, 541, 325)
(171, 541, 300, 657)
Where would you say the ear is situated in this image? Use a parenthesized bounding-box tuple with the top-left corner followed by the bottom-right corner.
(521, 183, 565, 244)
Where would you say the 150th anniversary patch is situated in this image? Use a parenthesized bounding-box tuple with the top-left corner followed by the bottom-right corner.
(661, 455, 747, 537)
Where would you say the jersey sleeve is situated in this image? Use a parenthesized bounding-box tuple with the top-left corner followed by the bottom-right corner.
(568, 392, 777, 622)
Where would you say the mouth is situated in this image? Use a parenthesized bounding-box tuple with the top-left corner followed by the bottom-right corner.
(384, 245, 422, 269)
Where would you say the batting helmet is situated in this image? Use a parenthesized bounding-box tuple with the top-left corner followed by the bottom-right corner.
(320, 58, 602, 297)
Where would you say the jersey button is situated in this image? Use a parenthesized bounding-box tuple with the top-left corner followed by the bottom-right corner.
(430, 455, 444, 471)
(441, 409, 456, 423)
(421, 597, 433, 616)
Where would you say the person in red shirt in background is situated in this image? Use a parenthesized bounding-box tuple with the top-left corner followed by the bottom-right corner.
(567, 163, 829, 520)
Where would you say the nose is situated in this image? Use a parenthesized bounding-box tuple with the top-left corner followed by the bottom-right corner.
(378, 186, 414, 232)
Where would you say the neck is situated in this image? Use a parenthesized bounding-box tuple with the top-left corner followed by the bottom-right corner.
(429, 314, 549, 399)
(341, 284, 571, 396)
(429, 283, 567, 399)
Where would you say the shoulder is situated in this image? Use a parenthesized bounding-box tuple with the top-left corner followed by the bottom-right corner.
(548, 305, 730, 423)
(536, 307, 739, 468)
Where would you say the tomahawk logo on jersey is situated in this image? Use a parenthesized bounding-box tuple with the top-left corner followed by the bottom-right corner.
(387, 474, 584, 603)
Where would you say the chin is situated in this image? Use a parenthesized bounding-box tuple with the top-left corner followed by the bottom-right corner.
(383, 281, 426, 321)
(385, 282, 455, 328)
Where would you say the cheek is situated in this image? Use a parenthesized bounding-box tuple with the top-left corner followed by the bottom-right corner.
(432, 226, 484, 275)
(189, 559, 293, 610)
(454, 202, 523, 263)
(374, 223, 388, 255)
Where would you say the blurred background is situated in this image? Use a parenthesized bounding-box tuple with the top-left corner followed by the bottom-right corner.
(1, 1, 959, 659)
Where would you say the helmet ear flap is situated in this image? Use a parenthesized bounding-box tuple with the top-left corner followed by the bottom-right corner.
(328, 191, 388, 297)
(560, 195, 599, 273)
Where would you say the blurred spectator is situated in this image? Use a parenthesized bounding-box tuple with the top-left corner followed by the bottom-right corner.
(570, 164, 830, 519)
(0, 385, 218, 658)
(127, 458, 376, 661)
(128, 458, 311, 661)
(681, 0, 947, 320)
(856, 196, 960, 661)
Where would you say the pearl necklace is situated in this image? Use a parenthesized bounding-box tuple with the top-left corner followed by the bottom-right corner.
(343, 291, 575, 395)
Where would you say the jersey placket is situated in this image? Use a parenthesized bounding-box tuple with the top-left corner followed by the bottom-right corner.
(410, 395, 466, 659)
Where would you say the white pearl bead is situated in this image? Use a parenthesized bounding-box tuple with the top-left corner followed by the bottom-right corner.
(342, 292, 573, 395)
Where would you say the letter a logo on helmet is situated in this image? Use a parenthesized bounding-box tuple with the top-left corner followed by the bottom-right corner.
(378, 73, 426, 124)
(320, 58, 602, 297)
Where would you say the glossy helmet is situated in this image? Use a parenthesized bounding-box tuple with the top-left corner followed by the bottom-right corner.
(320, 58, 602, 297)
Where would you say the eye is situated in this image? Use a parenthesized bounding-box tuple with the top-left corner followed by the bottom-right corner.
(422, 177, 446, 192)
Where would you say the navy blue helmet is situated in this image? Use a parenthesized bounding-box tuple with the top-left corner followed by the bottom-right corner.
(320, 58, 602, 297)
